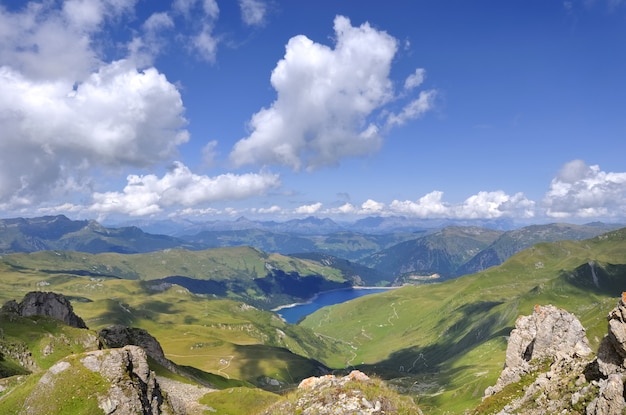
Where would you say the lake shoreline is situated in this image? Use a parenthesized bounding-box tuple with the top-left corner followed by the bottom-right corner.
(271, 286, 397, 312)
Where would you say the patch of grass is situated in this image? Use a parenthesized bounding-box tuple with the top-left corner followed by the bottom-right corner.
(468, 360, 549, 415)
(0, 353, 109, 414)
(200, 387, 280, 414)
(0, 373, 42, 413)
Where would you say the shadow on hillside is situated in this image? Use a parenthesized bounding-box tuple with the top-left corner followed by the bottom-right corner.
(231, 343, 329, 387)
(151, 276, 229, 297)
(89, 299, 137, 327)
(562, 262, 626, 297)
(355, 301, 513, 390)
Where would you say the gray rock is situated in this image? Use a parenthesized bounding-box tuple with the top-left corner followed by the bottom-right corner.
(21, 346, 174, 414)
(485, 304, 592, 396)
(482, 297, 626, 415)
(98, 325, 173, 371)
(80, 345, 174, 415)
(586, 374, 625, 415)
(2, 291, 87, 329)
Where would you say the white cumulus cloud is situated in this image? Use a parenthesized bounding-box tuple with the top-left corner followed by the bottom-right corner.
(0, 2, 192, 210)
(295, 202, 323, 215)
(544, 160, 626, 218)
(89, 162, 281, 216)
(386, 90, 437, 127)
(0, 60, 188, 208)
(230, 15, 434, 171)
(172, 0, 220, 62)
(389, 190, 535, 219)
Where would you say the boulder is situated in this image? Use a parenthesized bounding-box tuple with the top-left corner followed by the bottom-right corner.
(262, 370, 422, 414)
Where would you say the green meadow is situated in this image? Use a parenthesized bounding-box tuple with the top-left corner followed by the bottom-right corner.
(1, 227, 625, 413)
(300, 228, 626, 413)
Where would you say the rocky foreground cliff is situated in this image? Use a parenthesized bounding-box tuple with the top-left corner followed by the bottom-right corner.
(0, 292, 216, 414)
(475, 294, 626, 415)
(7, 290, 626, 414)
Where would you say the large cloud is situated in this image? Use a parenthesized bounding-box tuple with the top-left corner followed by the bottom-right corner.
(0, 61, 188, 207)
(230, 15, 436, 171)
(544, 160, 626, 218)
(387, 191, 535, 219)
(89, 162, 280, 216)
(0, 0, 285, 219)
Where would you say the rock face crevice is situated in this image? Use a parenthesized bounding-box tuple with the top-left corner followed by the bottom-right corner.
(482, 296, 626, 415)
(80, 345, 173, 415)
(21, 345, 175, 415)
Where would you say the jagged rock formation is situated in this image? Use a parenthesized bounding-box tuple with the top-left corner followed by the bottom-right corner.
(261, 370, 422, 414)
(479, 297, 626, 415)
(98, 324, 217, 395)
(98, 325, 172, 370)
(81, 346, 173, 414)
(485, 304, 592, 397)
(19, 345, 175, 414)
(1, 295, 212, 414)
(1, 291, 87, 329)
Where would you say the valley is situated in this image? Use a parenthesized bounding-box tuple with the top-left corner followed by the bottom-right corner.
(1, 215, 626, 414)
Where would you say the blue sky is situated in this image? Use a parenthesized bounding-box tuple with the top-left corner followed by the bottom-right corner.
(0, 0, 625, 224)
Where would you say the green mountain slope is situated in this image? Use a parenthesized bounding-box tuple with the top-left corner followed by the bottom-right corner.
(455, 222, 621, 276)
(360, 226, 503, 281)
(0, 246, 358, 309)
(300, 227, 626, 414)
(0, 215, 200, 254)
(0, 280, 345, 391)
(183, 229, 419, 261)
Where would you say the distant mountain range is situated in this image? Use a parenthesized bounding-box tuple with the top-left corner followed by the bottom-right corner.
(363, 222, 621, 281)
(0, 215, 622, 283)
(0, 215, 200, 254)
(110, 214, 519, 236)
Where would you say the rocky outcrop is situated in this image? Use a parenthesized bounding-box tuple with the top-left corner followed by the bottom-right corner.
(480, 297, 626, 415)
(19, 345, 175, 414)
(81, 346, 173, 414)
(485, 304, 592, 397)
(98, 325, 171, 370)
(98, 325, 218, 391)
(1, 291, 87, 329)
(261, 370, 422, 415)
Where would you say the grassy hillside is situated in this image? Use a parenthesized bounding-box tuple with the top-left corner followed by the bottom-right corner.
(183, 229, 419, 261)
(0, 267, 347, 389)
(456, 222, 620, 276)
(301, 227, 626, 414)
(360, 226, 503, 281)
(0, 246, 360, 309)
(2, 226, 626, 414)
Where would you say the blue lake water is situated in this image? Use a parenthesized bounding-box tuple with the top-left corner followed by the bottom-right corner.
(275, 287, 392, 324)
